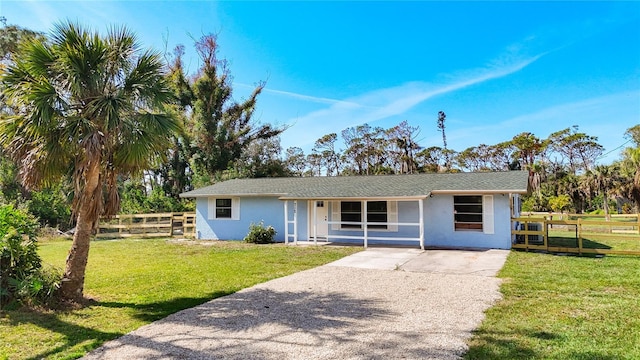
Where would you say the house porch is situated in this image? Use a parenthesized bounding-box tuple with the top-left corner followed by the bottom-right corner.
(283, 198, 426, 250)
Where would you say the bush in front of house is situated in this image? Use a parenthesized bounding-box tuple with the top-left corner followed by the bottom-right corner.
(0, 205, 61, 309)
(243, 221, 276, 244)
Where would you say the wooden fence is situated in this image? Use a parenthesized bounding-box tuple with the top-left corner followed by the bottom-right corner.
(97, 212, 196, 238)
(512, 213, 640, 255)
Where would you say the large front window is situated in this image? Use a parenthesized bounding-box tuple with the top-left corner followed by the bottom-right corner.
(454, 195, 483, 231)
(340, 201, 361, 229)
(340, 201, 388, 229)
(367, 201, 388, 229)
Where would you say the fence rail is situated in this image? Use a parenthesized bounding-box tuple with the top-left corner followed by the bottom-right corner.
(512, 214, 640, 255)
(97, 212, 195, 238)
(521, 212, 639, 221)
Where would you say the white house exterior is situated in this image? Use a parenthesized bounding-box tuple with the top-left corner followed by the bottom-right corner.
(180, 171, 529, 249)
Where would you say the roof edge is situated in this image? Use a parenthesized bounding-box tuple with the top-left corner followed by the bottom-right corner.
(180, 193, 287, 198)
(278, 195, 429, 200)
(431, 189, 528, 195)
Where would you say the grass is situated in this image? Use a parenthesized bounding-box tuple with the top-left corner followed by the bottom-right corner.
(465, 251, 640, 359)
(547, 230, 640, 252)
(0, 237, 360, 360)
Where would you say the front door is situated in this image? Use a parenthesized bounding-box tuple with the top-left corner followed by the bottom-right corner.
(310, 200, 328, 239)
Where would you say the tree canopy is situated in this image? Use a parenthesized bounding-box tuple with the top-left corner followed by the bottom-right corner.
(0, 21, 181, 301)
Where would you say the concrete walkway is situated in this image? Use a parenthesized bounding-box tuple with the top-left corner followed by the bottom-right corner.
(328, 247, 509, 277)
(84, 248, 509, 359)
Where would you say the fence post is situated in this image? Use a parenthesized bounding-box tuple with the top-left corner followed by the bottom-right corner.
(577, 218, 583, 255)
(544, 218, 549, 250)
(170, 213, 174, 237)
(524, 219, 529, 251)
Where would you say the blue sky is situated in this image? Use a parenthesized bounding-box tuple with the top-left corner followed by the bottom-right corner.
(1, 1, 639, 164)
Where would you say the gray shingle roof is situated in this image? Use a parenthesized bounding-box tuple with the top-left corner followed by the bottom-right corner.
(180, 171, 530, 199)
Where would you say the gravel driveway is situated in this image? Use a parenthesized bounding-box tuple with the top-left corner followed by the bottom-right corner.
(84, 249, 507, 360)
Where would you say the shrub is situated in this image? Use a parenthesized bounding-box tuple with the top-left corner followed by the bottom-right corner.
(243, 221, 276, 244)
(0, 205, 60, 308)
(27, 186, 72, 231)
(120, 182, 194, 214)
(548, 194, 573, 213)
(522, 195, 549, 212)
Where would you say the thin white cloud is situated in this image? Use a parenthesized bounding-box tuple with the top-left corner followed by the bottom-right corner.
(10, 0, 122, 32)
(281, 51, 547, 148)
(262, 87, 363, 107)
(11, 0, 57, 31)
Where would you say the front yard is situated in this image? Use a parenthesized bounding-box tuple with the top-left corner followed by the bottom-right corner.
(465, 251, 640, 359)
(0, 238, 359, 360)
(3, 237, 639, 360)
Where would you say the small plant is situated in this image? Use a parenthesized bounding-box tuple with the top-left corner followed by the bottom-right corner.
(0, 205, 61, 309)
(243, 221, 276, 244)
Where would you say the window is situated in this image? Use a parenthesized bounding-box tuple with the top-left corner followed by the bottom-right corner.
(340, 201, 361, 229)
(208, 197, 240, 220)
(367, 201, 388, 229)
(339, 201, 389, 229)
(215, 198, 232, 218)
(454, 195, 483, 231)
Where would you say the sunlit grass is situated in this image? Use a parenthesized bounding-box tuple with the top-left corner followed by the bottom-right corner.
(0, 238, 360, 360)
(547, 230, 640, 252)
(465, 251, 640, 359)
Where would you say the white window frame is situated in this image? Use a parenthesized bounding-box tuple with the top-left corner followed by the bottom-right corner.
(331, 200, 398, 232)
(482, 195, 495, 234)
(453, 195, 494, 234)
(208, 197, 240, 220)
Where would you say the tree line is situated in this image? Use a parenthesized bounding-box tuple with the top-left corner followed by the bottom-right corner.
(247, 121, 639, 216)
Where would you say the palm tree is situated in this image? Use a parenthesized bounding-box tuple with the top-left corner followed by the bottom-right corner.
(585, 165, 620, 220)
(619, 148, 640, 212)
(629, 149, 640, 211)
(0, 22, 180, 301)
(557, 173, 585, 213)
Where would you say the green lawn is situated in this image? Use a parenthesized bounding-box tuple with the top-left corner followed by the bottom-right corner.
(547, 230, 640, 252)
(465, 251, 640, 359)
(0, 238, 360, 360)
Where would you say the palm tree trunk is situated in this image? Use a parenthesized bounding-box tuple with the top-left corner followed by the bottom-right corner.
(59, 160, 101, 302)
(603, 191, 610, 221)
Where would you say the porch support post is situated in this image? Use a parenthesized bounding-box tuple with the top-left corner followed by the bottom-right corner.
(419, 199, 425, 250)
(313, 200, 318, 245)
(284, 200, 289, 245)
(293, 200, 298, 244)
(363, 200, 368, 248)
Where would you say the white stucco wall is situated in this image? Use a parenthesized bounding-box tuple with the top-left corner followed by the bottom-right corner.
(194, 193, 514, 249)
(195, 196, 285, 241)
(424, 194, 512, 249)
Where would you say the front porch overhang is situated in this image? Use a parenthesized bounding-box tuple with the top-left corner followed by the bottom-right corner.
(281, 196, 427, 250)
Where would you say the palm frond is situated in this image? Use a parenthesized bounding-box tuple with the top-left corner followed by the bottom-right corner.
(112, 112, 180, 172)
(124, 50, 171, 105)
(2, 21, 178, 216)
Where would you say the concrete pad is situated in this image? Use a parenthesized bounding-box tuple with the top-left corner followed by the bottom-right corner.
(401, 249, 509, 277)
(327, 247, 424, 270)
(326, 247, 509, 276)
(285, 240, 331, 246)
